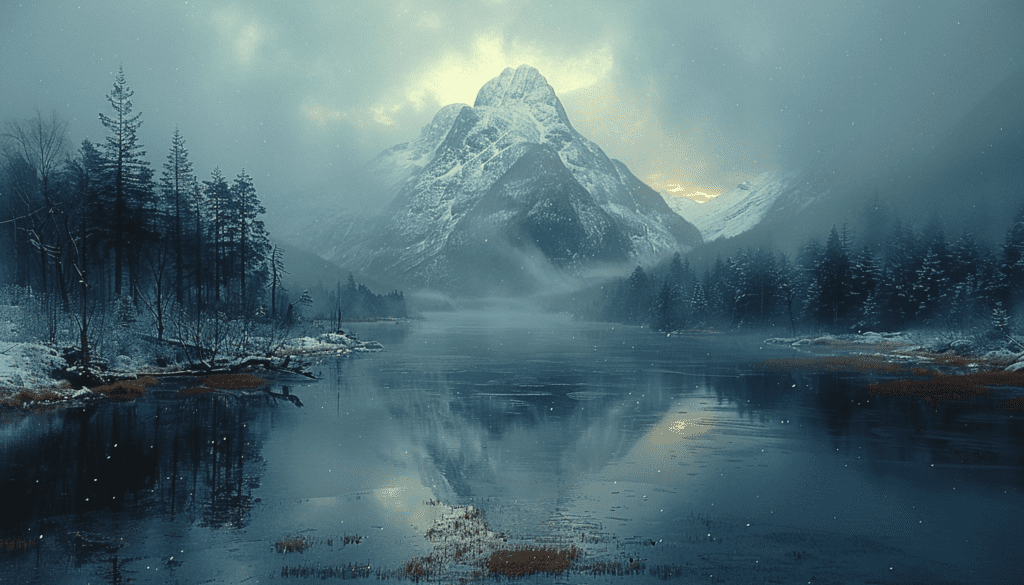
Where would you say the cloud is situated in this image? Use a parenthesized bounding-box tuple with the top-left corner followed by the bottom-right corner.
(403, 31, 614, 111)
(211, 7, 269, 67)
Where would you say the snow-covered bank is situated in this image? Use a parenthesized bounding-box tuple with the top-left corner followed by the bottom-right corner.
(0, 331, 383, 410)
(764, 331, 1024, 370)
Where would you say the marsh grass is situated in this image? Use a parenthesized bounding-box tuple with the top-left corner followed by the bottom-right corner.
(867, 370, 1024, 407)
(760, 352, 1024, 409)
(275, 535, 311, 554)
(485, 545, 580, 576)
(0, 537, 34, 553)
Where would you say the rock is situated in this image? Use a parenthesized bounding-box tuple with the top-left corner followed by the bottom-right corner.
(949, 339, 976, 354)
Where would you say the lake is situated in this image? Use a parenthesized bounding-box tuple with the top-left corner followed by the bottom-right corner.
(1, 308, 1021, 583)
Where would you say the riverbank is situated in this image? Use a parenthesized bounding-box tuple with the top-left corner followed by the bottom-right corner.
(763, 331, 1024, 371)
(0, 331, 383, 410)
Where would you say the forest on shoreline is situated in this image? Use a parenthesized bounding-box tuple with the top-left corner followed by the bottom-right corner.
(583, 210, 1024, 348)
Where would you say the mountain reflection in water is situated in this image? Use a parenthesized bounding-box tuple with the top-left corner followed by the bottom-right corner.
(1, 309, 1021, 584)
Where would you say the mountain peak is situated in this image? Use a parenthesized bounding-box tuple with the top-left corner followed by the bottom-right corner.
(474, 65, 558, 109)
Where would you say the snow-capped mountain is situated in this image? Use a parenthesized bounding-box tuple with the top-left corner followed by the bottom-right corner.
(661, 171, 799, 242)
(309, 65, 702, 293)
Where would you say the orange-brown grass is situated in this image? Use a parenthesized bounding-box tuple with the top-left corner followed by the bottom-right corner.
(0, 537, 34, 553)
(1, 388, 65, 408)
(275, 535, 310, 553)
(867, 370, 1024, 408)
(758, 355, 912, 374)
(182, 386, 214, 396)
(203, 374, 268, 390)
(402, 556, 430, 580)
(90, 376, 159, 401)
(485, 545, 580, 577)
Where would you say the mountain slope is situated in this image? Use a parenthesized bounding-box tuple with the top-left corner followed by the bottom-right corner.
(662, 171, 799, 242)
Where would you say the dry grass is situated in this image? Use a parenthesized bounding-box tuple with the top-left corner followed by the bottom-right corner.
(761, 353, 1024, 410)
(0, 537, 34, 553)
(203, 374, 268, 390)
(275, 535, 310, 554)
(485, 545, 580, 577)
(90, 376, 159, 401)
(867, 370, 1024, 408)
(757, 355, 911, 374)
(0, 388, 64, 408)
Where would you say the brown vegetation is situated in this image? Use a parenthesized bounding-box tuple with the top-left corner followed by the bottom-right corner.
(0, 388, 64, 408)
(90, 376, 159, 401)
(0, 537, 34, 553)
(275, 535, 310, 554)
(203, 374, 268, 390)
(485, 545, 580, 577)
(760, 352, 1024, 409)
(867, 370, 1024, 408)
(758, 355, 910, 374)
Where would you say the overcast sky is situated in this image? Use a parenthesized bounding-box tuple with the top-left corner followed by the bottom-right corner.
(3, 0, 1022, 210)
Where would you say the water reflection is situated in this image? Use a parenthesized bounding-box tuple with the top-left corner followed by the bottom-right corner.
(0, 389, 273, 581)
(1, 313, 1021, 584)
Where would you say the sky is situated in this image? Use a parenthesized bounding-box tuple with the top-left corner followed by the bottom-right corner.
(3, 0, 1023, 214)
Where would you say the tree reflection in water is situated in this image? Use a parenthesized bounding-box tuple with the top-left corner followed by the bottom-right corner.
(0, 389, 275, 575)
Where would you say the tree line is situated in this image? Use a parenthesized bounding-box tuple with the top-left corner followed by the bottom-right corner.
(1, 68, 302, 365)
(585, 209, 1024, 338)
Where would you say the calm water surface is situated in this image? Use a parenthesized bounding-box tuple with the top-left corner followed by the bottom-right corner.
(1, 309, 1021, 583)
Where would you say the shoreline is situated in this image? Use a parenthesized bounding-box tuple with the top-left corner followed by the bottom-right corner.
(0, 331, 384, 411)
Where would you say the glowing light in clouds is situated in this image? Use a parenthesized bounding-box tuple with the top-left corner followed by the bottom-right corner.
(212, 8, 266, 66)
(399, 31, 614, 114)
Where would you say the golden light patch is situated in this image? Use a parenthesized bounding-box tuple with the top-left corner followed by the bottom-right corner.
(644, 172, 721, 201)
(404, 31, 613, 111)
(373, 474, 437, 531)
(640, 413, 715, 450)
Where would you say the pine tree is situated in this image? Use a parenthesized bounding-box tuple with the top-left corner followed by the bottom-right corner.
(203, 168, 230, 303)
(690, 280, 708, 328)
(624, 266, 654, 326)
(849, 246, 880, 330)
(160, 128, 195, 307)
(655, 277, 686, 332)
(230, 169, 269, 308)
(877, 220, 921, 329)
(814, 226, 853, 329)
(912, 246, 950, 324)
(98, 66, 150, 296)
(1000, 206, 1024, 316)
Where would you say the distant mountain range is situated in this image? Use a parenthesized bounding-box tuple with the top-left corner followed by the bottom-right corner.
(661, 171, 800, 242)
(666, 64, 1024, 260)
(287, 65, 702, 294)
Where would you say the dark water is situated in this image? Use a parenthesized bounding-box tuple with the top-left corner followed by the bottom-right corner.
(1, 309, 1022, 584)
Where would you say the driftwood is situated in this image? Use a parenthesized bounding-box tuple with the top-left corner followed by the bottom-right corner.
(142, 357, 316, 380)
